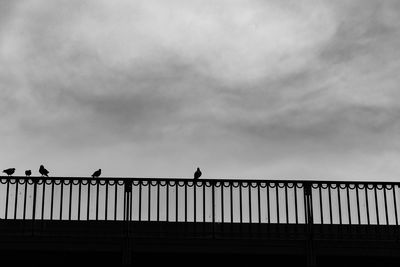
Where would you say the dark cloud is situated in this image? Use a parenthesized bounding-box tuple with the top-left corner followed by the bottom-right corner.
(1, 0, 400, 179)
(320, 0, 400, 64)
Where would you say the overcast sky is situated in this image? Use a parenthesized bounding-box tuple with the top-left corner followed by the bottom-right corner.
(1, 0, 400, 180)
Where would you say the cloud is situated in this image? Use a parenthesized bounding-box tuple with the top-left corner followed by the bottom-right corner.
(1, 0, 338, 85)
(1, 0, 400, 179)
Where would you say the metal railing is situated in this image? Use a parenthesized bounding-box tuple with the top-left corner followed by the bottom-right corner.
(0, 176, 399, 225)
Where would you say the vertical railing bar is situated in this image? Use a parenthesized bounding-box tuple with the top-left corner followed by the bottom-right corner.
(257, 183, 261, 224)
(157, 182, 160, 222)
(5, 179, 10, 219)
(383, 185, 389, 225)
(148, 182, 151, 221)
(194, 181, 196, 223)
(294, 184, 298, 224)
(285, 183, 289, 224)
(221, 182, 224, 224)
(211, 181, 216, 237)
(68, 180, 73, 220)
(41, 180, 46, 220)
(356, 185, 361, 225)
(96, 180, 99, 221)
(203, 183, 206, 223)
(374, 186, 379, 225)
(105, 181, 108, 221)
(267, 184, 270, 224)
(248, 183, 252, 224)
(310, 184, 314, 224)
(276, 183, 279, 224)
(87, 181, 90, 220)
(228, 182, 233, 233)
(337, 185, 342, 225)
(125, 181, 130, 221)
(346, 185, 351, 224)
(185, 182, 187, 223)
(303, 185, 308, 225)
(60, 181, 64, 220)
(328, 185, 332, 224)
(78, 181, 81, 221)
(128, 189, 131, 221)
(130, 183, 133, 221)
(123, 189, 126, 221)
(212, 182, 215, 225)
(114, 180, 118, 221)
(32, 180, 37, 220)
(139, 182, 142, 222)
(23, 180, 27, 220)
(50, 180, 54, 220)
(175, 182, 179, 223)
(239, 184, 243, 224)
(319, 185, 323, 224)
(393, 185, 398, 226)
(113, 182, 117, 221)
(230, 183, 233, 223)
(166, 183, 169, 221)
(14, 179, 19, 220)
(365, 184, 370, 225)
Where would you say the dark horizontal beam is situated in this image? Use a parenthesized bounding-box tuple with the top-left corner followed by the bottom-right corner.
(1, 220, 400, 253)
(1, 176, 399, 186)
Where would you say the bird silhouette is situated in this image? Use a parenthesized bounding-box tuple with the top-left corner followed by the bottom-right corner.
(25, 170, 32, 177)
(92, 169, 101, 178)
(39, 165, 49, 177)
(3, 168, 15, 176)
(194, 167, 202, 179)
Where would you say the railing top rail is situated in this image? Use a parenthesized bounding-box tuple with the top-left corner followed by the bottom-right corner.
(0, 176, 399, 186)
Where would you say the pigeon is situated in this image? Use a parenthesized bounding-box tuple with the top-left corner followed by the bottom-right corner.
(25, 170, 32, 177)
(92, 169, 101, 178)
(194, 167, 202, 179)
(39, 165, 49, 177)
(3, 168, 15, 176)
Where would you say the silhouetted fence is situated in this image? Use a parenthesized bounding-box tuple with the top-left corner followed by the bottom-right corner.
(0, 177, 399, 225)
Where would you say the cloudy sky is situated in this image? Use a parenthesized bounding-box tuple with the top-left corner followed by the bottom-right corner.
(1, 0, 400, 180)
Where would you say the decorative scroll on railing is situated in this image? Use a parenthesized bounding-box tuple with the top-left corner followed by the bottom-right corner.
(0, 177, 398, 225)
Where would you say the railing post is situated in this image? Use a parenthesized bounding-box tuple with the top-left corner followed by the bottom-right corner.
(31, 177, 39, 236)
(122, 179, 133, 266)
(304, 183, 313, 224)
(124, 179, 132, 221)
(32, 177, 39, 221)
(304, 182, 316, 267)
(212, 180, 215, 239)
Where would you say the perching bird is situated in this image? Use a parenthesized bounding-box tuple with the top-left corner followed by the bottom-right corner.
(92, 169, 101, 178)
(39, 165, 49, 177)
(25, 170, 32, 177)
(3, 168, 15, 176)
(194, 167, 202, 179)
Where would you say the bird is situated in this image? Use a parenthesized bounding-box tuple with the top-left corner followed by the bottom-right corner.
(39, 165, 49, 177)
(92, 169, 101, 178)
(25, 170, 32, 177)
(3, 168, 15, 176)
(194, 167, 202, 179)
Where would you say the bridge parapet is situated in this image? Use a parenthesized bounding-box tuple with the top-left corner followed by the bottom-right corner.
(0, 177, 399, 226)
